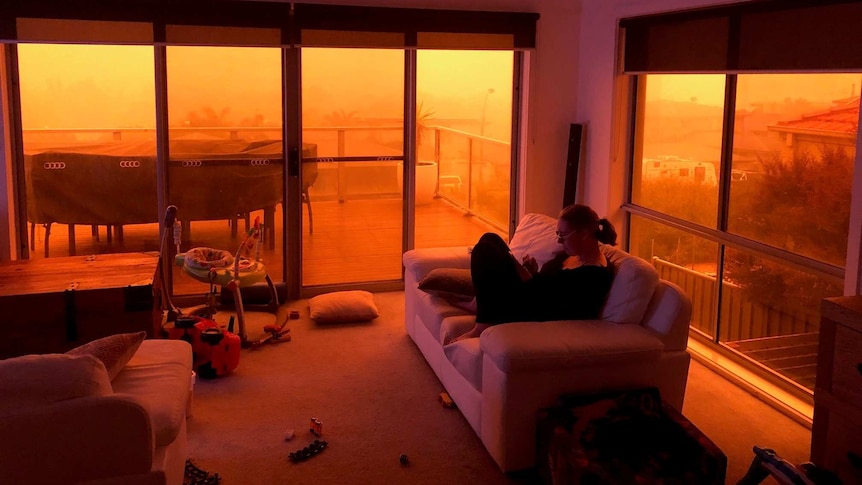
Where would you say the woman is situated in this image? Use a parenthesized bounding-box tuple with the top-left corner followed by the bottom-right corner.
(451, 204, 617, 342)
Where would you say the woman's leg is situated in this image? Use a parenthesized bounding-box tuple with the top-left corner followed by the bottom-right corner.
(470, 233, 524, 325)
(450, 234, 523, 343)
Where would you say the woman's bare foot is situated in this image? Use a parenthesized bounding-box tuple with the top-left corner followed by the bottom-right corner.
(448, 323, 490, 344)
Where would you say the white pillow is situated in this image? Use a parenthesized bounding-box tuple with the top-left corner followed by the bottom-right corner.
(66, 331, 146, 381)
(600, 245, 659, 324)
(508, 212, 562, 267)
(0, 353, 113, 415)
(309, 290, 380, 323)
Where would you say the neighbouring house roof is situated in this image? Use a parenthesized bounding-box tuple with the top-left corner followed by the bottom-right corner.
(770, 96, 859, 136)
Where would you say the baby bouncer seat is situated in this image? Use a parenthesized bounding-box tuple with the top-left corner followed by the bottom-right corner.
(160, 206, 289, 375)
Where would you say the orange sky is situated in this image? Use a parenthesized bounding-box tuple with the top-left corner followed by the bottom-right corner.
(16, 44, 513, 140)
(647, 73, 862, 107)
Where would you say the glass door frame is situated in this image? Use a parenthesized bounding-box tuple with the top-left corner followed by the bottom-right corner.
(285, 46, 414, 299)
(285, 48, 526, 299)
(3, 39, 526, 301)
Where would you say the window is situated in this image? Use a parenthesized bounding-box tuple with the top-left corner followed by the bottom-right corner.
(627, 73, 858, 394)
(17, 44, 157, 259)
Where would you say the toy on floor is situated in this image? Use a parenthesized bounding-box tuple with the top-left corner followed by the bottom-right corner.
(736, 446, 841, 485)
(248, 321, 291, 350)
(164, 315, 240, 379)
(310, 417, 323, 436)
(184, 459, 221, 485)
(439, 391, 456, 408)
(163, 205, 288, 349)
(289, 439, 328, 462)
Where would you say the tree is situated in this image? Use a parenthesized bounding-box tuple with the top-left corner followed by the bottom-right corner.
(322, 109, 361, 126)
(724, 144, 851, 314)
(184, 106, 232, 127)
(634, 178, 717, 268)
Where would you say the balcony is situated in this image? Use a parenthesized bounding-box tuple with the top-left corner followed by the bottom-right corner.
(21, 125, 510, 292)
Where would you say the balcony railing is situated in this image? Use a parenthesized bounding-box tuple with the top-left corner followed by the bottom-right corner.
(653, 257, 820, 341)
(653, 257, 822, 391)
(23, 125, 512, 231)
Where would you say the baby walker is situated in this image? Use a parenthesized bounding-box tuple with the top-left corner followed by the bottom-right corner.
(160, 206, 289, 360)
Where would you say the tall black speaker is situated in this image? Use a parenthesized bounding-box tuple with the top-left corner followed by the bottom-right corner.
(563, 123, 585, 209)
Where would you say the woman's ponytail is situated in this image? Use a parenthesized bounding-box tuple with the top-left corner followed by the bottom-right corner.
(596, 218, 618, 246)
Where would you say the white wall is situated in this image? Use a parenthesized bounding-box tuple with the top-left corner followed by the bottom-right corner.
(575, 0, 750, 222)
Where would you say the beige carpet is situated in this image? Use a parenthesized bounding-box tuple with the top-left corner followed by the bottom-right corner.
(187, 291, 811, 484)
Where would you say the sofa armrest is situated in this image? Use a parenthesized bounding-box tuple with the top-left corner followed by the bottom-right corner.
(402, 246, 472, 282)
(0, 394, 154, 485)
(479, 320, 665, 373)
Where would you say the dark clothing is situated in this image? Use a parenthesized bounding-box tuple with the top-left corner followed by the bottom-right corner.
(471, 233, 614, 325)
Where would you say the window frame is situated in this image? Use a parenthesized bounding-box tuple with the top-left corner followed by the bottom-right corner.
(621, 72, 857, 402)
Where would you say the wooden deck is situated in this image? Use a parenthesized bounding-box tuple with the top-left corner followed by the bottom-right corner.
(26, 197, 505, 294)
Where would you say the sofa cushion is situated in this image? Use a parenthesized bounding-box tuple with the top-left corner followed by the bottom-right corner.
(112, 340, 192, 447)
(440, 314, 478, 345)
(403, 246, 472, 282)
(600, 245, 659, 324)
(418, 268, 475, 302)
(66, 331, 146, 381)
(480, 320, 665, 373)
(508, 213, 562, 268)
(417, 291, 475, 342)
(0, 353, 112, 415)
(443, 339, 483, 391)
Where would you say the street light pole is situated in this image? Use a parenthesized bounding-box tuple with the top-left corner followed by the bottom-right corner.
(480, 88, 495, 138)
(480, 88, 495, 161)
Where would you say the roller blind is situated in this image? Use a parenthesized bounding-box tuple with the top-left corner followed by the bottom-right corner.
(621, 0, 862, 73)
(0, 0, 290, 45)
(280, 3, 536, 49)
(15, 18, 154, 44)
(1, 0, 537, 50)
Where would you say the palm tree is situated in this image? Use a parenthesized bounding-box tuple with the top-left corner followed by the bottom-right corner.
(185, 106, 232, 127)
(416, 101, 436, 149)
(322, 109, 362, 126)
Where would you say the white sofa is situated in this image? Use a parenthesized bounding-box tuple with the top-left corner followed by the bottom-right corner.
(0, 339, 193, 485)
(402, 213, 693, 472)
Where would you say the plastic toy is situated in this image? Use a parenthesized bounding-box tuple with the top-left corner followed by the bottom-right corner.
(165, 314, 240, 379)
(289, 439, 328, 462)
(195, 320, 241, 379)
(184, 459, 221, 485)
(736, 446, 840, 485)
(310, 417, 323, 436)
(248, 322, 291, 350)
(439, 391, 455, 408)
(161, 205, 288, 349)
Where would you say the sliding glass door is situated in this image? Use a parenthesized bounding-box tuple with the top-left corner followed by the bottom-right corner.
(17, 43, 158, 260)
(165, 46, 284, 295)
(5, 10, 531, 300)
(296, 48, 520, 288)
(414, 50, 514, 249)
(299, 48, 404, 287)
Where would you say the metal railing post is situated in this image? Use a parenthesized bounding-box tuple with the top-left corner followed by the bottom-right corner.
(434, 128, 440, 196)
(337, 128, 346, 202)
(467, 137, 473, 214)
